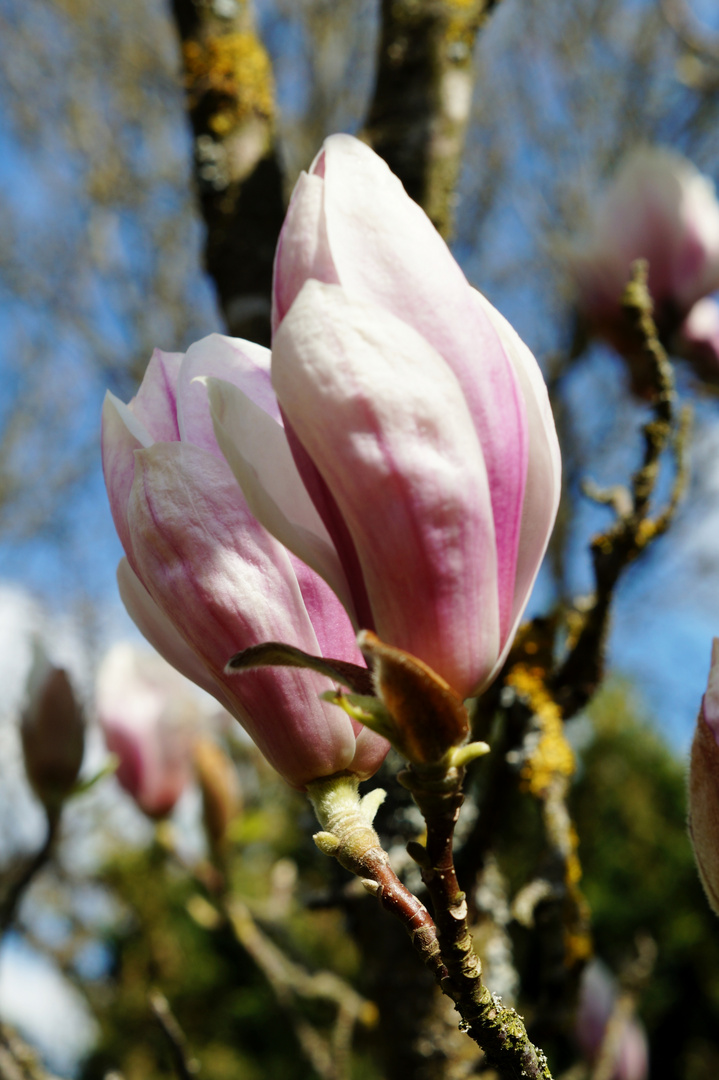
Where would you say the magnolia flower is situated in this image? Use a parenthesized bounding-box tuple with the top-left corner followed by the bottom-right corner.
(675, 296, 719, 386)
(208, 134, 561, 701)
(97, 643, 201, 818)
(101, 338, 387, 789)
(689, 638, 719, 917)
(21, 641, 85, 812)
(571, 147, 719, 345)
(576, 962, 649, 1080)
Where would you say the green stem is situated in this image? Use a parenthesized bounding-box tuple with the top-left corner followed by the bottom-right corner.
(307, 773, 449, 991)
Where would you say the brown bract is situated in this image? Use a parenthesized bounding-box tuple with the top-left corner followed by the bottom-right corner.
(358, 630, 469, 766)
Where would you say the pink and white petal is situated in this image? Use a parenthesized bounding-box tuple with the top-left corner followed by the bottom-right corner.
(117, 557, 229, 703)
(205, 375, 356, 621)
(272, 171, 340, 333)
(285, 551, 365, 665)
(127, 441, 360, 787)
(130, 349, 184, 442)
(176, 333, 276, 456)
(470, 290, 561, 636)
(101, 392, 154, 560)
(320, 134, 528, 637)
(347, 724, 391, 781)
(273, 282, 501, 699)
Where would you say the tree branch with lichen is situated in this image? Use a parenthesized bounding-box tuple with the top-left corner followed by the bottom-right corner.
(553, 259, 691, 718)
(169, 0, 285, 343)
(363, 0, 501, 238)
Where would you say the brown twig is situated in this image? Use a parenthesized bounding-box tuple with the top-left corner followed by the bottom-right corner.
(0, 810, 59, 941)
(660, 0, 719, 65)
(553, 260, 691, 718)
(149, 990, 200, 1080)
(0, 1025, 65, 1080)
(402, 764, 553, 1080)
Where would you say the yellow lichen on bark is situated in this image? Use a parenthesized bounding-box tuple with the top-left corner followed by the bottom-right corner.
(505, 664, 575, 798)
(182, 31, 274, 135)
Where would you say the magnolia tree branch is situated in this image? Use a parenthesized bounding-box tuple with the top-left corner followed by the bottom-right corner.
(149, 990, 200, 1080)
(0, 809, 59, 941)
(363, 0, 501, 237)
(403, 765, 554, 1080)
(169, 0, 285, 343)
(308, 773, 553, 1080)
(0, 1026, 65, 1080)
(181, 833, 374, 1080)
(553, 259, 691, 718)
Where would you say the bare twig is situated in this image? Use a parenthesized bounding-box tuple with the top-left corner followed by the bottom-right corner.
(660, 0, 719, 65)
(403, 764, 554, 1080)
(553, 260, 691, 717)
(149, 990, 200, 1080)
(0, 811, 59, 941)
(0, 1025, 65, 1080)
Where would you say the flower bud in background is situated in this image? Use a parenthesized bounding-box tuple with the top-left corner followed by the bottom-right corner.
(674, 297, 719, 387)
(210, 134, 561, 702)
(21, 641, 85, 813)
(193, 736, 242, 853)
(570, 147, 719, 355)
(97, 643, 202, 819)
(576, 961, 649, 1080)
(101, 333, 388, 789)
(688, 638, 719, 917)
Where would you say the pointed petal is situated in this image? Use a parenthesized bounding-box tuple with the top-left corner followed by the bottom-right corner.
(470, 289, 561, 671)
(318, 134, 528, 638)
(272, 171, 340, 333)
(204, 375, 356, 624)
(101, 391, 153, 561)
(273, 281, 501, 698)
(131, 349, 183, 442)
(176, 333, 275, 456)
(126, 441, 362, 787)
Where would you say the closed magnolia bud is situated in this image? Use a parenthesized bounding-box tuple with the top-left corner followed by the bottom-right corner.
(20, 642, 85, 812)
(688, 638, 719, 917)
(193, 737, 242, 850)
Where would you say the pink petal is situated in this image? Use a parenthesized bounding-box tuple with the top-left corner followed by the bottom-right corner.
(101, 392, 154, 563)
(117, 557, 230, 703)
(176, 333, 276, 457)
(131, 349, 183, 442)
(317, 134, 528, 640)
(273, 281, 501, 698)
(272, 171, 340, 333)
(126, 440, 363, 787)
(703, 638, 719, 745)
(204, 375, 357, 623)
(470, 289, 561, 675)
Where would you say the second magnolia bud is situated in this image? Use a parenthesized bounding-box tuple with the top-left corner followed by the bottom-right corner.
(21, 642, 85, 813)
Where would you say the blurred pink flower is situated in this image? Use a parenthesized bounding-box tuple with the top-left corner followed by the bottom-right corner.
(21, 641, 85, 813)
(208, 134, 561, 699)
(97, 643, 199, 818)
(101, 336, 387, 789)
(576, 961, 649, 1080)
(675, 297, 719, 386)
(571, 147, 719, 346)
(689, 638, 719, 917)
